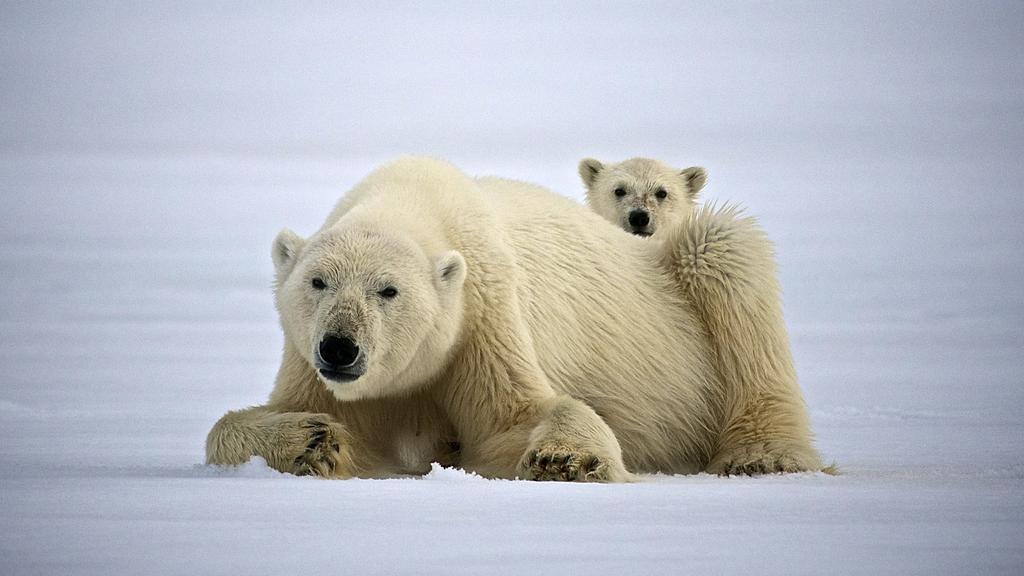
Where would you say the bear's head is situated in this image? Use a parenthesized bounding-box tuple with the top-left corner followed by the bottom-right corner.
(579, 157, 707, 237)
(271, 223, 466, 401)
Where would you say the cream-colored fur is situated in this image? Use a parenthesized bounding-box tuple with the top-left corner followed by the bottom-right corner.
(660, 204, 822, 473)
(582, 156, 822, 472)
(580, 157, 707, 237)
(206, 157, 821, 481)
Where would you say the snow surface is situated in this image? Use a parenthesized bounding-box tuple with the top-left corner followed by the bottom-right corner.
(1, 2, 1022, 575)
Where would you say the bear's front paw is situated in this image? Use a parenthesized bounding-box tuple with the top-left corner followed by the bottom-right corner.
(521, 446, 609, 482)
(288, 418, 353, 477)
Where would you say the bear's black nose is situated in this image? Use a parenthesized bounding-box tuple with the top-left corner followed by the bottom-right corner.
(318, 335, 360, 369)
(628, 210, 650, 228)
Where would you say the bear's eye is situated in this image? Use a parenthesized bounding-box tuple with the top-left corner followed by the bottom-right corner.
(311, 277, 327, 290)
(614, 187, 627, 198)
(655, 188, 668, 200)
(378, 286, 398, 299)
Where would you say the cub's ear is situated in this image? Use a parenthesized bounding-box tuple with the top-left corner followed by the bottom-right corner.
(680, 166, 707, 198)
(435, 250, 467, 294)
(578, 158, 604, 188)
(272, 228, 306, 279)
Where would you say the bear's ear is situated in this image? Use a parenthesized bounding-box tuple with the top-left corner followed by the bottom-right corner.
(680, 166, 707, 199)
(434, 250, 467, 295)
(272, 228, 306, 278)
(578, 158, 604, 188)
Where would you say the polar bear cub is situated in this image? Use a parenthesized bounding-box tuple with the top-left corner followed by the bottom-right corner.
(579, 157, 707, 236)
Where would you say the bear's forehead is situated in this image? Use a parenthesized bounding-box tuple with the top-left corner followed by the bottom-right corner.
(609, 160, 681, 191)
(307, 228, 425, 271)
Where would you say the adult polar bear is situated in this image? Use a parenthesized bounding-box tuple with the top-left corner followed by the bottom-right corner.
(206, 157, 822, 480)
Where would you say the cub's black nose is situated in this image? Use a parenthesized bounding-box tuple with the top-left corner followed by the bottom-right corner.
(318, 335, 360, 369)
(628, 210, 650, 228)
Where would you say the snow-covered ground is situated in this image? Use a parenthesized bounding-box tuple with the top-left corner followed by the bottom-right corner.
(2, 3, 1022, 574)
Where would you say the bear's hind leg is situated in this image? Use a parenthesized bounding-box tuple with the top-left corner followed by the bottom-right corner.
(661, 205, 822, 474)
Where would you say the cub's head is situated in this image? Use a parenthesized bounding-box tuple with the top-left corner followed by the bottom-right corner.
(579, 157, 707, 237)
(271, 224, 466, 401)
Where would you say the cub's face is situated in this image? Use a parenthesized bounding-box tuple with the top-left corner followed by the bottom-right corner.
(579, 158, 707, 237)
(271, 225, 466, 401)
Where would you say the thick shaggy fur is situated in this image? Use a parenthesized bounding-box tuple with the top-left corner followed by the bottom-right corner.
(206, 157, 821, 481)
(661, 204, 821, 473)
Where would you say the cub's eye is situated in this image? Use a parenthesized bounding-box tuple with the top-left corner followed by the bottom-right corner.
(614, 188, 627, 198)
(655, 188, 668, 200)
(311, 277, 327, 290)
(378, 286, 398, 299)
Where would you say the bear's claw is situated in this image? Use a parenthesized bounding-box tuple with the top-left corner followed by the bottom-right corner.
(524, 448, 608, 482)
(292, 420, 345, 477)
